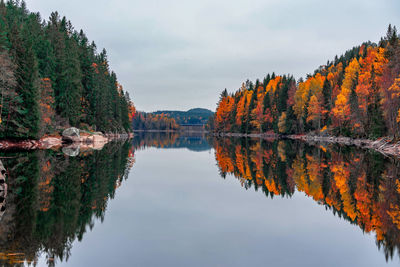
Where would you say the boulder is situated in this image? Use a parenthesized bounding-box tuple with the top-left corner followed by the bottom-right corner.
(62, 145, 80, 157)
(62, 127, 80, 142)
(63, 127, 80, 137)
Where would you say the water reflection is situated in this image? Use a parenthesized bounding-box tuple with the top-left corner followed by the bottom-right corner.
(1, 133, 400, 265)
(132, 132, 211, 151)
(211, 137, 400, 261)
(0, 141, 134, 266)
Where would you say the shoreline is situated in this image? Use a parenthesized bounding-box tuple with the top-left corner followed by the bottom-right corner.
(0, 132, 134, 151)
(213, 132, 400, 158)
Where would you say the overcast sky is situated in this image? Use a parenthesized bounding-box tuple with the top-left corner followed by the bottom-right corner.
(28, 0, 400, 112)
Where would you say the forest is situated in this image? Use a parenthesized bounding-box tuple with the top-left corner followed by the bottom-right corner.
(153, 108, 214, 125)
(212, 25, 400, 139)
(132, 108, 214, 131)
(132, 111, 180, 131)
(0, 1, 135, 140)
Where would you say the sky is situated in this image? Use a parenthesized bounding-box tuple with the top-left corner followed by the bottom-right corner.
(28, 0, 400, 112)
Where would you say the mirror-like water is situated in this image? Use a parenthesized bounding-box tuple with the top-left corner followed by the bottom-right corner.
(0, 133, 399, 266)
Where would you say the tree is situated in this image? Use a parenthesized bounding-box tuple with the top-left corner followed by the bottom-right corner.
(38, 78, 55, 136)
(367, 66, 386, 138)
(307, 95, 323, 130)
(322, 79, 332, 126)
(278, 112, 287, 133)
(215, 90, 234, 132)
(251, 86, 265, 133)
(9, 15, 40, 138)
(0, 51, 17, 132)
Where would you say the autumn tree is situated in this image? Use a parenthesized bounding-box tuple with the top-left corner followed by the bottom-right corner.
(39, 78, 55, 136)
(251, 86, 265, 133)
(278, 112, 287, 133)
(307, 95, 323, 130)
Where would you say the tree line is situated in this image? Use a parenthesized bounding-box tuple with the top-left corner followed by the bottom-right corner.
(132, 111, 180, 131)
(0, 1, 135, 140)
(212, 25, 400, 139)
(153, 108, 214, 125)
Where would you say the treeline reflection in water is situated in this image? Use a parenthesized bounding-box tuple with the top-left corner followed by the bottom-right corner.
(0, 132, 209, 266)
(132, 132, 211, 152)
(2, 133, 400, 265)
(0, 141, 134, 266)
(211, 137, 400, 262)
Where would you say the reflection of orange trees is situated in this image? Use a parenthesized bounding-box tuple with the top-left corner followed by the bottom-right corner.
(127, 147, 136, 169)
(331, 160, 357, 221)
(0, 252, 27, 265)
(215, 141, 234, 173)
(213, 138, 400, 260)
(132, 132, 179, 150)
(38, 160, 54, 212)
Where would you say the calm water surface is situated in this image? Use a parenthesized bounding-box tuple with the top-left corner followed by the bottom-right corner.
(0, 133, 399, 266)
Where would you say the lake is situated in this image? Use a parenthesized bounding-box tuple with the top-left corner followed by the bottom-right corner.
(0, 133, 399, 266)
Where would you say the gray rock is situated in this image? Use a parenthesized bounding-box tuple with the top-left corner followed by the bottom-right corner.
(62, 146, 80, 157)
(62, 127, 80, 138)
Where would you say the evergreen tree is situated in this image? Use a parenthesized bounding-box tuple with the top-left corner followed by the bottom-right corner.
(367, 67, 386, 138)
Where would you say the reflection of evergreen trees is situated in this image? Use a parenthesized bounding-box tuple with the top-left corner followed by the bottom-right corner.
(0, 141, 134, 265)
(212, 137, 400, 261)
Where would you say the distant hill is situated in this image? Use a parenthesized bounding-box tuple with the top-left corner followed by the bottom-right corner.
(152, 108, 214, 125)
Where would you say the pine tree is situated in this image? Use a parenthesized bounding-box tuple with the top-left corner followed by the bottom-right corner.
(8, 15, 40, 138)
(367, 66, 386, 138)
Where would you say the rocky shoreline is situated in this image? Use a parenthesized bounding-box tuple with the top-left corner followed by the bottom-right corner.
(213, 132, 400, 158)
(0, 127, 134, 151)
(287, 135, 400, 158)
